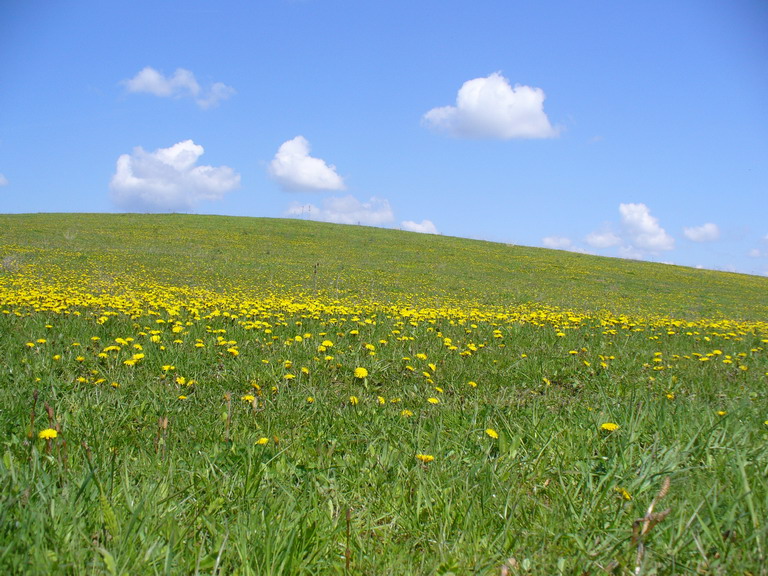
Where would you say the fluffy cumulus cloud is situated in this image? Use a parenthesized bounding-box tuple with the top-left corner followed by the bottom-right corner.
(618, 203, 674, 252)
(122, 67, 235, 109)
(286, 196, 393, 227)
(110, 140, 240, 212)
(683, 222, 720, 242)
(269, 136, 345, 192)
(401, 219, 438, 234)
(582, 204, 674, 260)
(422, 72, 559, 139)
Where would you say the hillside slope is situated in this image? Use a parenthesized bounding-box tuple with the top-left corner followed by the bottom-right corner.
(1, 212, 766, 320)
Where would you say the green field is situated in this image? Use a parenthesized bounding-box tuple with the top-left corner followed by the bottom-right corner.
(1, 213, 767, 575)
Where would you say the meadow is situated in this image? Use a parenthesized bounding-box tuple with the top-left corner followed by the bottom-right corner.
(1, 213, 766, 575)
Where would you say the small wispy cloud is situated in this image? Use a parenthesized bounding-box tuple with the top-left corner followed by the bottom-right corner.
(286, 195, 393, 226)
(110, 140, 240, 212)
(422, 72, 560, 140)
(585, 230, 622, 249)
(683, 222, 720, 242)
(542, 236, 573, 250)
(122, 67, 235, 109)
(0, 173, 8, 187)
(269, 136, 345, 192)
(401, 219, 438, 234)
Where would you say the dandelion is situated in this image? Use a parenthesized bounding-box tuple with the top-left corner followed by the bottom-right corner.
(377, 396, 385, 405)
(306, 396, 314, 403)
(468, 381, 478, 388)
(717, 410, 727, 416)
(38, 428, 57, 440)
(354, 367, 368, 379)
(615, 486, 632, 500)
(349, 396, 359, 405)
(256, 437, 269, 445)
(415, 453, 434, 463)
(241, 394, 255, 402)
(401, 409, 414, 417)
(178, 395, 187, 400)
(600, 422, 620, 432)
(485, 428, 499, 439)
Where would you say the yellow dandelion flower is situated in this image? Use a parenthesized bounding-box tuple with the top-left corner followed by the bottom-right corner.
(256, 437, 269, 445)
(38, 428, 58, 440)
(427, 397, 439, 405)
(415, 453, 434, 463)
(349, 396, 359, 405)
(241, 394, 255, 402)
(600, 422, 620, 432)
(468, 381, 478, 388)
(306, 396, 314, 403)
(354, 367, 368, 379)
(178, 395, 187, 400)
(485, 428, 499, 439)
(401, 409, 414, 417)
(615, 486, 632, 500)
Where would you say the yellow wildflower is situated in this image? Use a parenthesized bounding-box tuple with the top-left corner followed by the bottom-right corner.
(38, 428, 58, 440)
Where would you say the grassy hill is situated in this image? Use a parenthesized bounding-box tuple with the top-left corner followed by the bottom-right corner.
(0, 213, 766, 575)
(1, 212, 766, 320)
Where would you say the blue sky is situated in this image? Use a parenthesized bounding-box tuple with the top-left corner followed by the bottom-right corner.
(1, 1, 767, 275)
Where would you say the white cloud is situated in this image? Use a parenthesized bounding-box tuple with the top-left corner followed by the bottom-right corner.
(619, 203, 674, 252)
(110, 140, 240, 212)
(269, 136, 345, 192)
(401, 219, 438, 234)
(286, 195, 393, 226)
(683, 222, 720, 242)
(422, 72, 559, 139)
(542, 236, 573, 250)
(0, 174, 7, 187)
(585, 230, 622, 249)
(122, 67, 235, 109)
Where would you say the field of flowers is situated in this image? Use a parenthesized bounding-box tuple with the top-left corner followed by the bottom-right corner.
(1, 213, 767, 575)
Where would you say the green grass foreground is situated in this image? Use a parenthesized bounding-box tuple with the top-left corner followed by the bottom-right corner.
(0, 213, 767, 575)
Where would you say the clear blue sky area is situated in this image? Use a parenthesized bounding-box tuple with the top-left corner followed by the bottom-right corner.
(1, 0, 767, 274)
